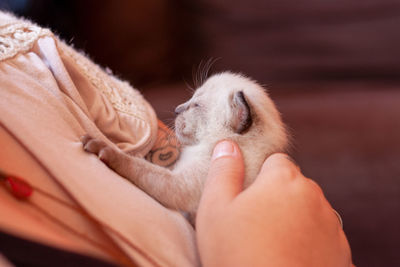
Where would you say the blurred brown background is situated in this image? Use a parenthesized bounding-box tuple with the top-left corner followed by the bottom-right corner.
(2, 0, 400, 266)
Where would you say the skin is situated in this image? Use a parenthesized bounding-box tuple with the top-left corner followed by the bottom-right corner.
(196, 140, 354, 267)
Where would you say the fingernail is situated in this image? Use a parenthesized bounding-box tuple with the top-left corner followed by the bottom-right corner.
(212, 140, 236, 160)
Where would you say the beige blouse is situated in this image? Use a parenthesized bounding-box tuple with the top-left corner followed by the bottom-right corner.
(0, 12, 198, 267)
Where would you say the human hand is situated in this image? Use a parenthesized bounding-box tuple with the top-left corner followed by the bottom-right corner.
(196, 140, 353, 267)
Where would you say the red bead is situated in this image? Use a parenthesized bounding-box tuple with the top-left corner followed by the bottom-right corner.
(5, 176, 33, 199)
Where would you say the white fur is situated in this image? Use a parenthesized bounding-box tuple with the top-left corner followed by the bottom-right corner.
(83, 72, 288, 220)
(174, 72, 288, 188)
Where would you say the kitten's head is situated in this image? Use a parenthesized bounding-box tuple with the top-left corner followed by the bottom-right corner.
(174, 72, 287, 153)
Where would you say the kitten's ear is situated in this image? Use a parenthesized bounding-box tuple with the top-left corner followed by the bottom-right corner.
(230, 91, 253, 134)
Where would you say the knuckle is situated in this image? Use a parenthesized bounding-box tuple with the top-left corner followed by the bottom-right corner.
(293, 178, 323, 200)
(262, 153, 300, 179)
(267, 163, 298, 181)
(305, 178, 324, 196)
(267, 153, 293, 165)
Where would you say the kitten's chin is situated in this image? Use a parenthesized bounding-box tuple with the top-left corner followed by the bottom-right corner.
(175, 130, 196, 146)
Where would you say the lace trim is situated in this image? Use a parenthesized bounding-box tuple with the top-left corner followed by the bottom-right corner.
(0, 22, 52, 61)
(0, 19, 154, 131)
(59, 42, 150, 122)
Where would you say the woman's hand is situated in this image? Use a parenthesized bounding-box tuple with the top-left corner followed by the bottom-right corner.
(196, 140, 353, 267)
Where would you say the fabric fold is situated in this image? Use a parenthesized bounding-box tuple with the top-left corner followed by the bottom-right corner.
(0, 11, 199, 267)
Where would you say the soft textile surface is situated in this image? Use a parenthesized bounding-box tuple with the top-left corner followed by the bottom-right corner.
(0, 12, 198, 266)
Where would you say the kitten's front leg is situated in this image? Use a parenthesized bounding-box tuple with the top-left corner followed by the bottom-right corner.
(81, 135, 200, 212)
(81, 135, 129, 175)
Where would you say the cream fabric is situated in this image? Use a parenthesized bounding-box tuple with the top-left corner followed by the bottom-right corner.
(0, 12, 198, 266)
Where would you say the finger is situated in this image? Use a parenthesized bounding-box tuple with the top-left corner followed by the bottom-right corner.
(198, 140, 245, 215)
(250, 153, 301, 189)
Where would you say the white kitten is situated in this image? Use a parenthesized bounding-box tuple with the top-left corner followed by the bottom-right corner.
(82, 72, 288, 220)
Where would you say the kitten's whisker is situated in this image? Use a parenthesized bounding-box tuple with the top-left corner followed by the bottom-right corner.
(192, 61, 203, 89)
(184, 80, 195, 93)
(165, 122, 176, 129)
(181, 75, 195, 93)
(196, 60, 204, 88)
(200, 60, 206, 86)
(209, 57, 219, 77)
(203, 58, 210, 85)
(191, 65, 197, 88)
(164, 120, 176, 130)
(204, 57, 220, 84)
(192, 57, 221, 89)
(164, 123, 174, 130)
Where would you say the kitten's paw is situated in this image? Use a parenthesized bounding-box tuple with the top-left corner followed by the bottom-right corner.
(97, 146, 116, 165)
(81, 135, 115, 164)
(81, 134, 106, 154)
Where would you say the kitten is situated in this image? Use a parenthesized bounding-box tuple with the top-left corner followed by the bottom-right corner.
(82, 72, 288, 220)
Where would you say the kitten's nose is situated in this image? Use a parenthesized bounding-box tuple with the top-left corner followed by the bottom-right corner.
(174, 104, 186, 115)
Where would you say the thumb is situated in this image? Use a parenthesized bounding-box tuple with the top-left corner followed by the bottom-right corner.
(199, 140, 245, 214)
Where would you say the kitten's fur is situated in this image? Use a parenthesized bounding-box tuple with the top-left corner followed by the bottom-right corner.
(82, 72, 288, 219)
